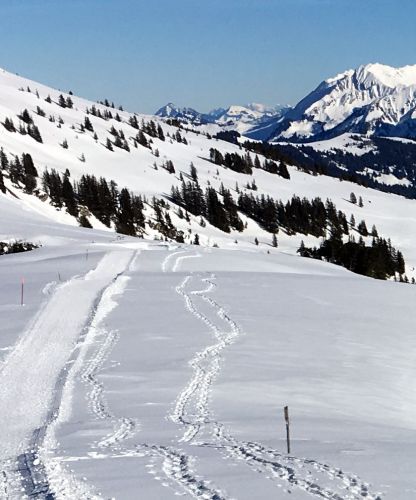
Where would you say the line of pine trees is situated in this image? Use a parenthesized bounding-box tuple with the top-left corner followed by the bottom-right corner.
(3, 109, 43, 143)
(209, 147, 290, 178)
(41, 169, 146, 236)
(0, 148, 38, 193)
(298, 234, 406, 280)
(0, 240, 38, 256)
(170, 170, 244, 233)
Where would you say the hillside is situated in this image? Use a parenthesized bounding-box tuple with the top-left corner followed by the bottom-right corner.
(0, 67, 416, 499)
(0, 66, 415, 283)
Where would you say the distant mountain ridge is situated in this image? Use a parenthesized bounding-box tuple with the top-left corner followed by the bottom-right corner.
(269, 63, 416, 142)
(155, 102, 291, 137)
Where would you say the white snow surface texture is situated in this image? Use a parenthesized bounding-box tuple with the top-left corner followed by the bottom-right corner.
(0, 66, 415, 499)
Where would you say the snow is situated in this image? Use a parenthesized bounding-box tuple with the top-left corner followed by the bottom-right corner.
(0, 66, 416, 498)
(357, 63, 416, 88)
(271, 63, 416, 142)
(288, 133, 376, 156)
(377, 173, 412, 187)
(14, 245, 413, 499)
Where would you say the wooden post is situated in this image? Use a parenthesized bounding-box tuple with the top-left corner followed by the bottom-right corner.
(284, 405, 291, 454)
(21, 277, 25, 306)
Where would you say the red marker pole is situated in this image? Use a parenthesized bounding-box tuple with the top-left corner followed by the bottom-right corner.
(21, 277, 25, 306)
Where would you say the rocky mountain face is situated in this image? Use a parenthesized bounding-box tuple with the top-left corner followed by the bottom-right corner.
(269, 63, 416, 142)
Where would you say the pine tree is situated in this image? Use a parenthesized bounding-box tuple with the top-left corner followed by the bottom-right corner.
(22, 153, 38, 193)
(9, 156, 24, 185)
(84, 116, 94, 132)
(58, 94, 66, 108)
(3, 118, 16, 132)
(350, 192, 357, 204)
(19, 109, 33, 124)
(106, 138, 114, 151)
(357, 220, 368, 236)
(0, 149, 7, 171)
(272, 233, 278, 248)
(358, 196, 364, 207)
(190, 162, 198, 182)
(0, 170, 5, 193)
(116, 188, 136, 236)
(62, 172, 78, 217)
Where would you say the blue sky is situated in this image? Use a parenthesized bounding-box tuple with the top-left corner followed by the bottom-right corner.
(1, 0, 415, 113)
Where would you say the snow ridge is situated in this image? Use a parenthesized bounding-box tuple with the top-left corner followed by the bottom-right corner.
(270, 62, 416, 142)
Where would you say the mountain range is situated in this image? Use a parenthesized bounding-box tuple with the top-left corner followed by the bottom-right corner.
(157, 63, 416, 144)
(155, 102, 290, 136)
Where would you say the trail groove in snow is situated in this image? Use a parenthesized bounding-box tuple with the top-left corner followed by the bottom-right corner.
(171, 262, 382, 499)
(0, 250, 134, 498)
(44, 249, 227, 499)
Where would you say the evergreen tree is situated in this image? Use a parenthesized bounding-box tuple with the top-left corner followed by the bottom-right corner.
(84, 116, 94, 132)
(3, 118, 16, 132)
(357, 220, 368, 236)
(190, 162, 198, 182)
(116, 188, 136, 236)
(58, 94, 66, 107)
(9, 156, 24, 185)
(0, 170, 5, 193)
(62, 172, 78, 216)
(22, 153, 38, 193)
(19, 109, 33, 124)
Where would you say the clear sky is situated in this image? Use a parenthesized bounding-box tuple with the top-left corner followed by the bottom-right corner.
(1, 0, 415, 113)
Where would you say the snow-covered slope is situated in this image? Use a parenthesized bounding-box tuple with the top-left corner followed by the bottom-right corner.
(1, 67, 416, 499)
(270, 63, 416, 142)
(0, 65, 415, 270)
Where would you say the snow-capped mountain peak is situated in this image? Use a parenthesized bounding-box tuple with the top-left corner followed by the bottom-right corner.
(270, 62, 416, 142)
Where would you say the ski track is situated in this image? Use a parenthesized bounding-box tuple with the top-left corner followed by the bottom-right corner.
(0, 247, 383, 499)
(0, 250, 136, 499)
(51, 249, 227, 500)
(170, 258, 383, 500)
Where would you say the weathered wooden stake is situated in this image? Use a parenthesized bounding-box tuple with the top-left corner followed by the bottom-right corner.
(21, 277, 25, 306)
(284, 405, 291, 454)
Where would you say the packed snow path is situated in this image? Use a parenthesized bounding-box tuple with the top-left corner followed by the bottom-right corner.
(0, 250, 135, 497)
